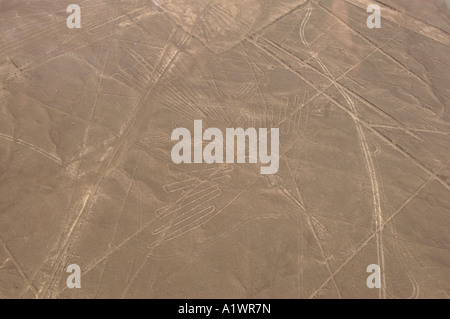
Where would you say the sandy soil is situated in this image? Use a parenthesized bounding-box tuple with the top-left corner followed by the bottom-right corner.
(0, 0, 449, 299)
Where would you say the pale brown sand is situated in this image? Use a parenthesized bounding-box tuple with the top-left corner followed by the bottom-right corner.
(0, 0, 449, 298)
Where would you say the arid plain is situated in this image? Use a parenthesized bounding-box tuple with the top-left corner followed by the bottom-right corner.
(0, 0, 449, 298)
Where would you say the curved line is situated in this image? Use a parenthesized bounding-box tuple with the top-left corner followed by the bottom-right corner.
(299, 3, 312, 47)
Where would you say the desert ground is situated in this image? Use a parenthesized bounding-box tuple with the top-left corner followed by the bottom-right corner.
(0, 0, 449, 299)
